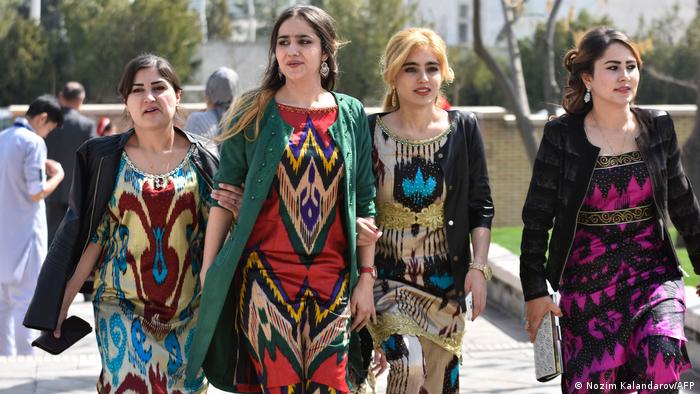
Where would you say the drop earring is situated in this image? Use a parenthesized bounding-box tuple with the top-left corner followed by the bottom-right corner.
(584, 87, 591, 103)
(320, 61, 330, 78)
(391, 87, 398, 108)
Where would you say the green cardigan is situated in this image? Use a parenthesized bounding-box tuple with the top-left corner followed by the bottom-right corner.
(186, 92, 376, 391)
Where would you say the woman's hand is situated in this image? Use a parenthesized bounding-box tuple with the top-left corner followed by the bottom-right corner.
(53, 293, 72, 338)
(524, 295, 562, 343)
(350, 275, 376, 332)
(464, 268, 487, 320)
(371, 346, 389, 376)
(356, 217, 382, 247)
(212, 183, 244, 218)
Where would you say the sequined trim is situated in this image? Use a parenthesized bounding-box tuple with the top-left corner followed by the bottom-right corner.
(276, 102, 338, 115)
(577, 204, 654, 226)
(376, 201, 444, 230)
(376, 116, 452, 146)
(367, 313, 464, 357)
(123, 145, 195, 178)
(596, 151, 643, 169)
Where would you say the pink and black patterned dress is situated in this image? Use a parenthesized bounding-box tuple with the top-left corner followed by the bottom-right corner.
(560, 151, 690, 393)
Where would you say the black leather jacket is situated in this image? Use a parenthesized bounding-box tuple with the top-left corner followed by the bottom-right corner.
(520, 108, 700, 301)
(24, 128, 219, 331)
(369, 110, 495, 305)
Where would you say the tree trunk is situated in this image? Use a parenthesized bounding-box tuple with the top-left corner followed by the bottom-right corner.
(473, 0, 538, 162)
(543, 0, 563, 117)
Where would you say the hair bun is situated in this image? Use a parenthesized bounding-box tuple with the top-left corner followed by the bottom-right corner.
(563, 49, 578, 72)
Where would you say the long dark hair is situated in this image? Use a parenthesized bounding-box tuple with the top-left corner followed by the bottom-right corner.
(561, 27, 642, 115)
(220, 5, 340, 141)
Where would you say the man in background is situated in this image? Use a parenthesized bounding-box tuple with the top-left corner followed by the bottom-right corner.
(0, 95, 64, 355)
(45, 82, 95, 243)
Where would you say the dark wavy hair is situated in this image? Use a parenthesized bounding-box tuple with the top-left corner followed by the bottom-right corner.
(561, 27, 642, 115)
(220, 5, 340, 141)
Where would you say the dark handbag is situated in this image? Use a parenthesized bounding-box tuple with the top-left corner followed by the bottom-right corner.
(32, 315, 92, 355)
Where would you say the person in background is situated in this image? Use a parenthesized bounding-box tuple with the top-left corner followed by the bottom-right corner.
(0, 95, 64, 356)
(23, 54, 240, 392)
(520, 27, 700, 392)
(184, 67, 240, 139)
(95, 116, 117, 137)
(357, 27, 494, 394)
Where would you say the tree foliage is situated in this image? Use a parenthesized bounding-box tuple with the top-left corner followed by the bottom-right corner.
(0, 0, 202, 104)
(323, 0, 418, 105)
(207, 0, 233, 41)
(0, 12, 49, 106)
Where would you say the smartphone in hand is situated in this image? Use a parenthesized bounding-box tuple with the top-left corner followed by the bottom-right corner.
(465, 292, 474, 321)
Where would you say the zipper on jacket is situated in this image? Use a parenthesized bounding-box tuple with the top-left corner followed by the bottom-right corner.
(559, 166, 596, 287)
(82, 157, 104, 253)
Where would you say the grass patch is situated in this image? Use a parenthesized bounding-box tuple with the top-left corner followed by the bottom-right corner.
(491, 226, 698, 287)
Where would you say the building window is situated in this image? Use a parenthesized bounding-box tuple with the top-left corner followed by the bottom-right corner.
(459, 4, 468, 19)
(458, 23, 468, 43)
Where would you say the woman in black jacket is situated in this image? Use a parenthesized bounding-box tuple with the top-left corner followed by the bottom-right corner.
(23, 54, 239, 393)
(357, 27, 494, 394)
(521, 27, 700, 392)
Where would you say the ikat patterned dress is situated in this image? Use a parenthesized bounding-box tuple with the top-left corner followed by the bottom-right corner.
(560, 151, 690, 393)
(91, 146, 210, 393)
(236, 104, 350, 393)
(369, 117, 464, 394)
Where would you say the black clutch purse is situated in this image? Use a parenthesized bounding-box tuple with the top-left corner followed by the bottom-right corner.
(534, 310, 563, 382)
(32, 316, 92, 355)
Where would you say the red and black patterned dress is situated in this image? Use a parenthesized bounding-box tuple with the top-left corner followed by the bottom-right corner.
(237, 103, 350, 393)
(560, 151, 690, 393)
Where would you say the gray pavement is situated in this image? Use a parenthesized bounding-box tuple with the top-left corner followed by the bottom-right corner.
(1, 300, 698, 393)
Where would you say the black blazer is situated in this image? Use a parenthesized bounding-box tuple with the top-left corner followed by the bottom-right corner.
(368, 110, 495, 306)
(520, 108, 700, 301)
(24, 128, 219, 331)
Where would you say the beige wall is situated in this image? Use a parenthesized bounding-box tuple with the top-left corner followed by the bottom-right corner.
(12, 104, 697, 227)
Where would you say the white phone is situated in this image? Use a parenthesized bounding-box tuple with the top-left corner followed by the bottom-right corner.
(465, 292, 473, 321)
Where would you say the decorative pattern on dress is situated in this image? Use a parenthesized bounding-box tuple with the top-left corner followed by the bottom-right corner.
(91, 146, 210, 393)
(368, 117, 463, 394)
(235, 104, 351, 393)
(560, 152, 689, 393)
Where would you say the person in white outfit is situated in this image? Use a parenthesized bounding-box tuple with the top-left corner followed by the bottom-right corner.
(0, 95, 64, 355)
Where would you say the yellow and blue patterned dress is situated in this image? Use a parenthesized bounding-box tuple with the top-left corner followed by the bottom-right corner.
(369, 116, 465, 394)
(91, 146, 210, 393)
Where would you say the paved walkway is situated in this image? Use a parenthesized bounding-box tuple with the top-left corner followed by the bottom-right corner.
(1, 298, 698, 393)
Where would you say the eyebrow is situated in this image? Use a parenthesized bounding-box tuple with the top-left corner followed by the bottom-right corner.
(132, 80, 167, 87)
(603, 60, 637, 64)
(402, 61, 440, 67)
(277, 34, 313, 39)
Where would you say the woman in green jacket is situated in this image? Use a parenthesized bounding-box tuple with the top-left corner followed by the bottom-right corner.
(187, 5, 377, 393)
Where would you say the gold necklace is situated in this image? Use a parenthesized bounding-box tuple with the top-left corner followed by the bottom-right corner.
(591, 115, 633, 156)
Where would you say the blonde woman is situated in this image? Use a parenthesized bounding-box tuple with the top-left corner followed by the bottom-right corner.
(357, 28, 494, 394)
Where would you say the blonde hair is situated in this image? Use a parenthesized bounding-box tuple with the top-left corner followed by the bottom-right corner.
(219, 5, 339, 142)
(380, 28, 454, 111)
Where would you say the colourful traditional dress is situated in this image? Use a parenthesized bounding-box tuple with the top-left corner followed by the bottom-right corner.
(560, 151, 690, 393)
(369, 117, 464, 394)
(91, 146, 210, 393)
(236, 103, 350, 393)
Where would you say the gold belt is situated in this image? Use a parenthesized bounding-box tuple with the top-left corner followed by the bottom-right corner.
(577, 204, 654, 226)
(376, 201, 444, 230)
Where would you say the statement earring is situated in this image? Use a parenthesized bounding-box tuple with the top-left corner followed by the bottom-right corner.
(391, 87, 398, 108)
(320, 61, 330, 78)
(584, 87, 591, 103)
